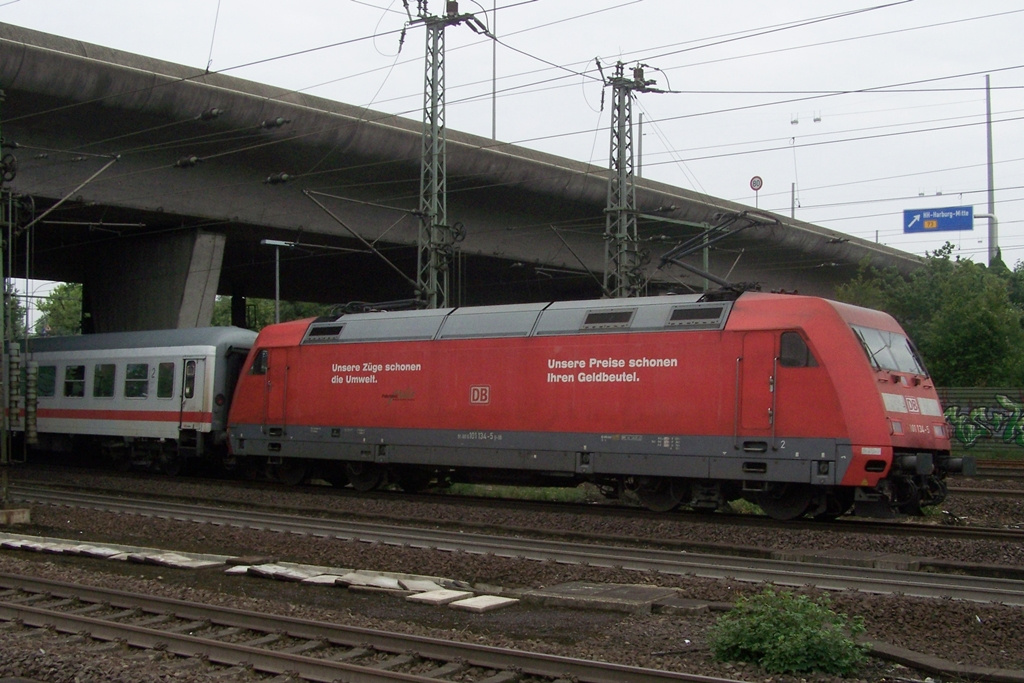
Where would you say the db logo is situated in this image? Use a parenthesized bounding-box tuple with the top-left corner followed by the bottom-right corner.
(905, 396, 920, 413)
(470, 385, 490, 404)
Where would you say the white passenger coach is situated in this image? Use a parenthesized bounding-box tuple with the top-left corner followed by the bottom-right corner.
(13, 327, 256, 472)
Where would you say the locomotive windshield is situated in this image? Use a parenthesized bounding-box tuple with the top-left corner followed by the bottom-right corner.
(851, 325, 928, 376)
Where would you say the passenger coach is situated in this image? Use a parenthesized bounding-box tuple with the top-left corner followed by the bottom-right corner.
(15, 327, 256, 473)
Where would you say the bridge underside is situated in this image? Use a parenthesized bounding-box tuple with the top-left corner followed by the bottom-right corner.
(0, 23, 922, 332)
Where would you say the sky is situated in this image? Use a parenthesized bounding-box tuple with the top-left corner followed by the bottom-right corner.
(1, 0, 1022, 316)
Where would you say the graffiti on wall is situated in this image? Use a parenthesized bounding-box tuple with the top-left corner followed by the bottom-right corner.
(944, 394, 1024, 449)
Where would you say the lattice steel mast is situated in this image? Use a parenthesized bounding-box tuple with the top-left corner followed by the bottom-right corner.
(603, 62, 662, 299)
(410, 1, 486, 308)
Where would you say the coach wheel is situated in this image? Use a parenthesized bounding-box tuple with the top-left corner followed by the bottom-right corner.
(634, 477, 686, 512)
(345, 462, 383, 492)
(757, 483, 813, 521)
(160, 453, 184, 477)
(275, 460, 308, 486)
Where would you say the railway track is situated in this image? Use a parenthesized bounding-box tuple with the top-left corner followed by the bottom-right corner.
(948, 485, 1024, 500)
(975, 459, 1024, 479)
(0, 572, 730, 683)
(11, 477, 1024, 548)
(10, 485, 1024, 605)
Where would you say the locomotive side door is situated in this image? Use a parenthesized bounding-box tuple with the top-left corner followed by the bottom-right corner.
(263, 347, 289, 428)
(738, 332, 776, 434)
(179, 358, 207, 430)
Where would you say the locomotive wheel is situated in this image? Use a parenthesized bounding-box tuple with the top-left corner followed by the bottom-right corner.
(634, 477, 686, 512)
(236, 457, 260, 480)
(757, 483, 813, 521)
(394, 466, 433, 493)
(322, 463, 350, 488)
(896, 478, 923, 515)
(275, 460, 308, 486)
(920, 476, 948, 507)
(813, 489, 854, 521)
(345, 462, 383, 492)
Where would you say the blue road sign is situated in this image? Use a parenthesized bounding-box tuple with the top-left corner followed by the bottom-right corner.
(903, 206, 973, 233)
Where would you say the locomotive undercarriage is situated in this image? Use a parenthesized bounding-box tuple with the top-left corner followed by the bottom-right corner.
(220, 437, 965, 522)
(624, 475, 855, 520)
(622, 472, 951, 521)
(222, 451, 952, 521)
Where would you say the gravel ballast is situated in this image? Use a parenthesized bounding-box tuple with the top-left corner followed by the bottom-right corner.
(2, 467, 1023, 682)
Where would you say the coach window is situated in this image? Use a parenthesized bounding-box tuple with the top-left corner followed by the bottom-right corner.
(125, 363, 149, 398)
(779, 331, 818, 368)
(250, 349, 268, 375)
(37, 365, 56, 397)
(93, 364, 115, 398)
(184, 360, 197, 399)
(157, 362, 175, 398)
(64, 365, 85, 397)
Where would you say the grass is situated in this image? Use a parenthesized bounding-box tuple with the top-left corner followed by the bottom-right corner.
(443, 482, 608, 504)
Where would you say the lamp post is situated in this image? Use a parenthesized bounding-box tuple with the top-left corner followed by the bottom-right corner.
(260, 239, 295, 324)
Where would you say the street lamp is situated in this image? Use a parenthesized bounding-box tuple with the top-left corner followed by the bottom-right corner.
(259, 239, 295, 324)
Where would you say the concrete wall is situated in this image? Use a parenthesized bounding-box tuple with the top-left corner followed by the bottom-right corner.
(82, 230, 223, 331)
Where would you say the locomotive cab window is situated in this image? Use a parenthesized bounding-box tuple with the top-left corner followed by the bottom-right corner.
(37, 365, 56, 397)
(851, 325, 928, 376)
(779, 331, 818, 368)
(64, 365, 85, 397)
(250, 349, 268, 375)
(125, 363, 149, 398)
(93, 363, 116, 398)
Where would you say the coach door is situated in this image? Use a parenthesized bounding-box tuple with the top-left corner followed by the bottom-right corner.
(263, 348, 289, 428)
(738, 332, 776, 436)
(179, 358, 207, 430)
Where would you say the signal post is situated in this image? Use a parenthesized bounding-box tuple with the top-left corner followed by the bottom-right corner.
(0, 87, 30, 525)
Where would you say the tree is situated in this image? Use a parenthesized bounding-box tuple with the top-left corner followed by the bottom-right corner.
(835, 244, 1024, 387)
(34, 282, 83, 336)
(211, 296, 335, 331)
(3, 282, 28, 340)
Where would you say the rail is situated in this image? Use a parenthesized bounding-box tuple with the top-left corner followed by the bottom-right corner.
(0, 572, 737, 683)
(9, 485, 1024, 605)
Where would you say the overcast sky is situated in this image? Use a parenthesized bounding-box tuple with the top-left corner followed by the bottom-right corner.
(2, 0, 1022, 275)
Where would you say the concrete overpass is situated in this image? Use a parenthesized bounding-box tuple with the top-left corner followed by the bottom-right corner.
(0, 23, 922, 332)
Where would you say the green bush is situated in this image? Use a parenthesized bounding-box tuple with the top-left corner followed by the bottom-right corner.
(708, 588, 868, 675)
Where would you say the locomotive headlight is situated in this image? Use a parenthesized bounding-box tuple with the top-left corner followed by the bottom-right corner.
(215, 394, 226, 406)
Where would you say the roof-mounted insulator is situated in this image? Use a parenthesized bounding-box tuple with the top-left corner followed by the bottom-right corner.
(175, 156, 201, 168)
(200, 108, 224, 121)
(261, 117, 290, 129)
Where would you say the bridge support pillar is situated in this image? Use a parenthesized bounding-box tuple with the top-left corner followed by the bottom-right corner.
(83, 230, 225, 332)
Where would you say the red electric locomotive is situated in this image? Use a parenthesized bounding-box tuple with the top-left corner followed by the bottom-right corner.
(227, 291, 973, 519)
